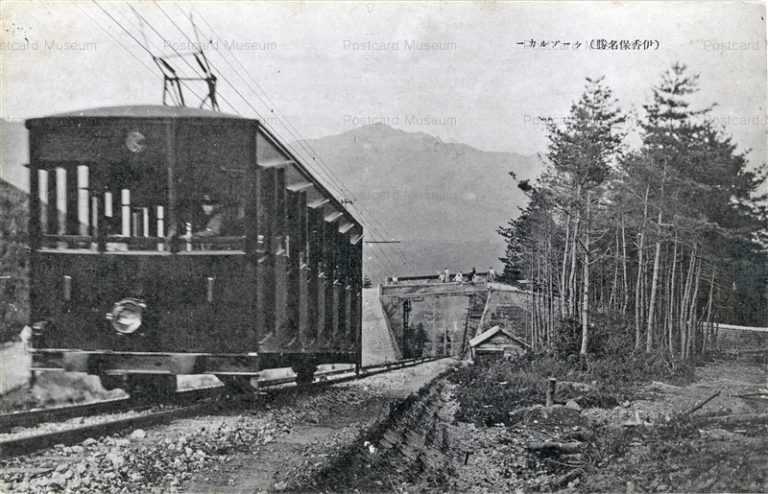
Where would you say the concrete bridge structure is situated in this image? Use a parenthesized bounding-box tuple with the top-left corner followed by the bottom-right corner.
(376, 281, 531, 359)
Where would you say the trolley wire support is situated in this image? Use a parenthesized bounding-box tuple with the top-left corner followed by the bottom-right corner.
(128, 4, 219, 111)
(92, 0, 413, 275)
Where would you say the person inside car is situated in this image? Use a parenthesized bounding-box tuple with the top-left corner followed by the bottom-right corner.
(191, 193, 223, 238)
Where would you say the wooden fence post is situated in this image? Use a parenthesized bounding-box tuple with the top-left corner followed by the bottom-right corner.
(546, 377, 557, 407)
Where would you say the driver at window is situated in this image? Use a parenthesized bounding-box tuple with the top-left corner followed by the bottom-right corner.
(191, 193, 223, 238)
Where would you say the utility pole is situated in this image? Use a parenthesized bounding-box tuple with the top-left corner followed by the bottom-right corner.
(443, 328, 448, 356)
(432, 298, 438, 357)
(402, 299, 411, 358)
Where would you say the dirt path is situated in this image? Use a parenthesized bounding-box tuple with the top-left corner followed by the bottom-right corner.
(585, 358, 768, 425)
(361, 287, 401, 365)
(179, 358, 457, 493)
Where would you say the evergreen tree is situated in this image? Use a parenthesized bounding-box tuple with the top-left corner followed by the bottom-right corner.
(498, 62, 767, 360)
(541, 77, 626, 360)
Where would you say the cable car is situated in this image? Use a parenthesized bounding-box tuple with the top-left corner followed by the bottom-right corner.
(25, 105, 363, 395)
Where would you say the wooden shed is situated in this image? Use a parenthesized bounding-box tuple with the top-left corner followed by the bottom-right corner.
(469, 325, 530, 361)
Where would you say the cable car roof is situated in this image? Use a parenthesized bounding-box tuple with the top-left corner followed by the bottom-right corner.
(30, 104, 242, 122)
(25, 104, 364, 235)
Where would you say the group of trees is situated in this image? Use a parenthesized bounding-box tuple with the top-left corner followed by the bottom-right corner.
(499, 63, 768, 361)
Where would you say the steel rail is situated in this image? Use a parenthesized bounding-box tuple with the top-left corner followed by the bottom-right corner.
(0, 385, 222, 433)
(0, 401, 215, 458)
(0, 358, 435, 433)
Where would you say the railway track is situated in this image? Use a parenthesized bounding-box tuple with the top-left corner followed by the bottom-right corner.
(0, 356, 445, 458)
(0, 385, 223, 433)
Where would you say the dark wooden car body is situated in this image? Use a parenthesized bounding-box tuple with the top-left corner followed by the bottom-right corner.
(25, 105, 363, 376)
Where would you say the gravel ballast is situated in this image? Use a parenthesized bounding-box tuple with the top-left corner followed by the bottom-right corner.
(0, 358, 456, 493)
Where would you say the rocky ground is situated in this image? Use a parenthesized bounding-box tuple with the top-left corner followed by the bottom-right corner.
(2, 354, 766, 493)
(287, 356, 768, 493)
(581, 357, 768, 493)
(0, 358, 456, 493)
(295, 366, 596, 493)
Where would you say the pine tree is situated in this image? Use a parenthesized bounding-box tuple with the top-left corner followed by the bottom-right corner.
(499, 63, 768, 361)
(541, 77, 626, 361)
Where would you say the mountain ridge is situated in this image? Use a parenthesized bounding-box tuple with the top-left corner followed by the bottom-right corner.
(296, 121, 542, 280)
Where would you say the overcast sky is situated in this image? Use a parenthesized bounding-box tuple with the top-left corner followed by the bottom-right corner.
(1, 1, 765, 165)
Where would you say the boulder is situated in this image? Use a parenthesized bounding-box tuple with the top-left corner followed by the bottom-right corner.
(565, 399, 582, 411)
(129, 429, 146, 440)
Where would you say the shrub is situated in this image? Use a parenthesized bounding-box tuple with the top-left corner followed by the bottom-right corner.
(449, 353, 618, 426)
(552, 317, 583, 357)
(451, 327, 694, 425)
(448, 359, 546, 426)
(589, 349, 695, 392)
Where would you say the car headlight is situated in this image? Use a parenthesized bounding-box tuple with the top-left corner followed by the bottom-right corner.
(106, 298, 146, 334)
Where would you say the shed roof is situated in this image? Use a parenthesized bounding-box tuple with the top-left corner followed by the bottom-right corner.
(469, 325, 531, 349)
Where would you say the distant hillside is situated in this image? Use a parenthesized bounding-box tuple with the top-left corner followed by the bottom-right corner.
(299, 123, 542, 280)
(0, 118, 542, 282)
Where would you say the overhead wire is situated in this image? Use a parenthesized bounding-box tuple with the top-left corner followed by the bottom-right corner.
(162, 4, 402, 277)
(174, 4, 413, 274)
(91, 0, 211, 107)
(111, 2, 249, 118)
(190, 10, 415, 273)
(74, 2, 155, 76)
(153, 3, 398, 277)
(92, 0, 405, 277)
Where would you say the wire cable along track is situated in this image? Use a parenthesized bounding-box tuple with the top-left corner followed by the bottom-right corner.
(0, 357, 446, 458)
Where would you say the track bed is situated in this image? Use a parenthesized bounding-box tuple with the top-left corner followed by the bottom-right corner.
(0, 358, 454, 493)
